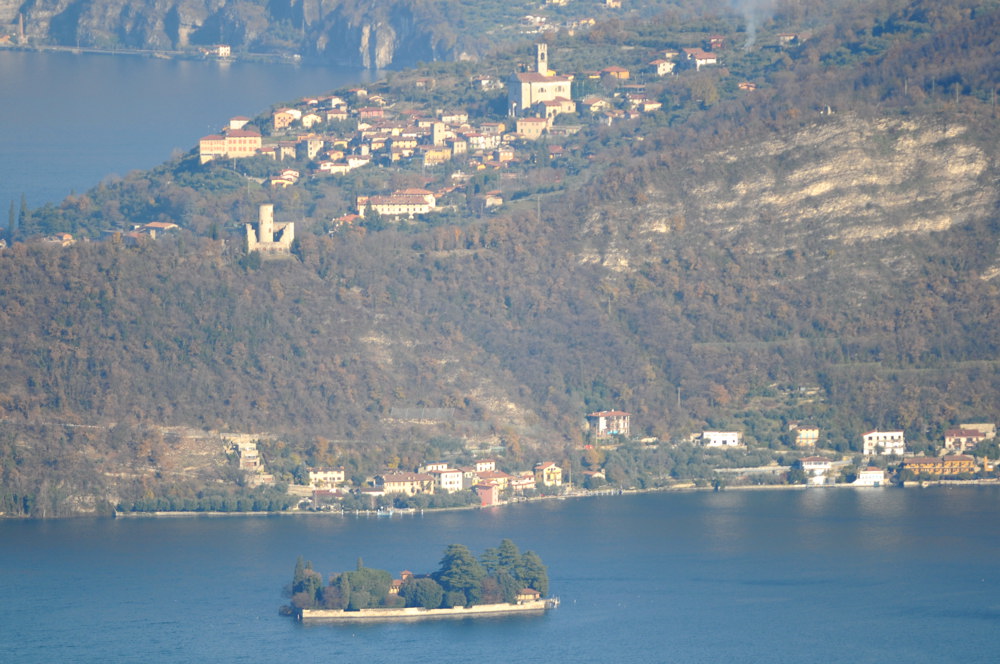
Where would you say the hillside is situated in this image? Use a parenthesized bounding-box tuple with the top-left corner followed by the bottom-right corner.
(4, 0, 1000, 515)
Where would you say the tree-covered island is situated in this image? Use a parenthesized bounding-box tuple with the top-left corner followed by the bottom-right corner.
(284, 539, 550, 618)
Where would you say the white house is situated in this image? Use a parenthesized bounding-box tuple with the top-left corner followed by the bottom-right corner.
(308, 467, 346, 488)
(702, 431, 743, 447)
(428, 468, 465, 493)
(682, 47, 718, 70)
(862, 430, 906, 456)
(647, 59, 675, 76)
(853, 467, 887, 487)
(800, 456, 832, 485)
(586, 411, 631, 438)
(475, 459, 497, 473)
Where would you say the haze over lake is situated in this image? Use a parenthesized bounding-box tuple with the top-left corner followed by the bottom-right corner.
(3, 489, 999, 663)
(0, 50, 370, 209)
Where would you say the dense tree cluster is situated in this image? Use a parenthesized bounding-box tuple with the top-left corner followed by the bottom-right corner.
(286, 540, 549, 611)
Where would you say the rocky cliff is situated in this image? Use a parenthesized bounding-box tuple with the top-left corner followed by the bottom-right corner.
(583, 114, 997, 301)
(3, 0, 456, 68)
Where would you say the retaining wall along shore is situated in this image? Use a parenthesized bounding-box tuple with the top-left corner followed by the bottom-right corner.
(299, 599, 557, 621)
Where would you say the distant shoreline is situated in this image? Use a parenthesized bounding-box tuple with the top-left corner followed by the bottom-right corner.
(0, 43, 304, 65)
(105, 478, 1000, 519)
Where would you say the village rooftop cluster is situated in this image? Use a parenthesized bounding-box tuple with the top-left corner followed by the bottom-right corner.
(585, 410, 1000, 487)
(230, 435, 565, 510)
(193, 41, 725, 240)
(221, 409, 999, 516)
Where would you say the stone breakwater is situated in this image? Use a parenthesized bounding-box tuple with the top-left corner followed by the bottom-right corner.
(299, 599, 558, 622)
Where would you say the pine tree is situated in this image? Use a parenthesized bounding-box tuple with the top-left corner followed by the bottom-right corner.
(435, 544, 486, 606)
(18, 193, 27, 228)
(517, 551, 548, 596)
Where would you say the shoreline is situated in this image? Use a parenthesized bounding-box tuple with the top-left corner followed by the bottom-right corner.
(108, 478, 1000, 519)
(6, 478, 997, 521)
(0, 43, 335, 67)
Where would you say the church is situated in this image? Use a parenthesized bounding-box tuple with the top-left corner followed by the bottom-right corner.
(507, 44, 573, 116)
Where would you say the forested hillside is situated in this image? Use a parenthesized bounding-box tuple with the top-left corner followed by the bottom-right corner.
(4, 0, 1000, 515)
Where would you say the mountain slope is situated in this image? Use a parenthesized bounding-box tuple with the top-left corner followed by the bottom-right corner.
(4, 0, 1000, 515)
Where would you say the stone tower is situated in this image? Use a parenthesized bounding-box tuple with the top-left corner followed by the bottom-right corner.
(246, 203, 294, 256)
(258, 203, 274, 243)
(536, 43, 548, 75)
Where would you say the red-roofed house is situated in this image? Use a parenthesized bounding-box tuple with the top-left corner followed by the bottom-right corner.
(474, 483, 500, 506)
(601, 66, 630, 80)
(534, 462, 563, 487)
(944, 428, 986, 452)
(682, 47, 718, 70)
(198, 128, 262, 164)
(376, 471, 435, 496)
(648, 59, 676, 76)
(903, 455, 977, 477)
(516, 117, 550, 140)
(358, 188, 436, 218)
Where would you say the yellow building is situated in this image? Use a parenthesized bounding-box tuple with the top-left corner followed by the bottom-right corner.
(198, 128, 262, 164)
(903, 455, 978, 477)
(377, 472, 435, 496)
(534, 462, 563, 487)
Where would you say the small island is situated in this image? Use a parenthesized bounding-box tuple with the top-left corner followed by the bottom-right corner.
(284, 539, 557, 622)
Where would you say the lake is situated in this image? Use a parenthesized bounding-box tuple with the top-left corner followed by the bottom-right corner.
(0, 50, 372, 210)
(2, 488, 999, 663)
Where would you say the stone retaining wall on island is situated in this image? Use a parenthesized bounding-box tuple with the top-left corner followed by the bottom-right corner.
(299, 599, 557, 622)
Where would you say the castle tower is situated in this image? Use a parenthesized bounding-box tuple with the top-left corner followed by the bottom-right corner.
(258, 203, 274, 243)
(536, 43, 548, 76)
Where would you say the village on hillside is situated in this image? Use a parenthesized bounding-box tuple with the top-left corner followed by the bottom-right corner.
(21, 37, 732, 250)
(11, 23, 810, 253)
(192, 42, 703, 248)
(201, 410, 1000, 517)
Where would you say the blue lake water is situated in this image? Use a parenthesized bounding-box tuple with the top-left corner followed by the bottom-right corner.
(2, 488, 999, 663)
(0, 50, 371, 209)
